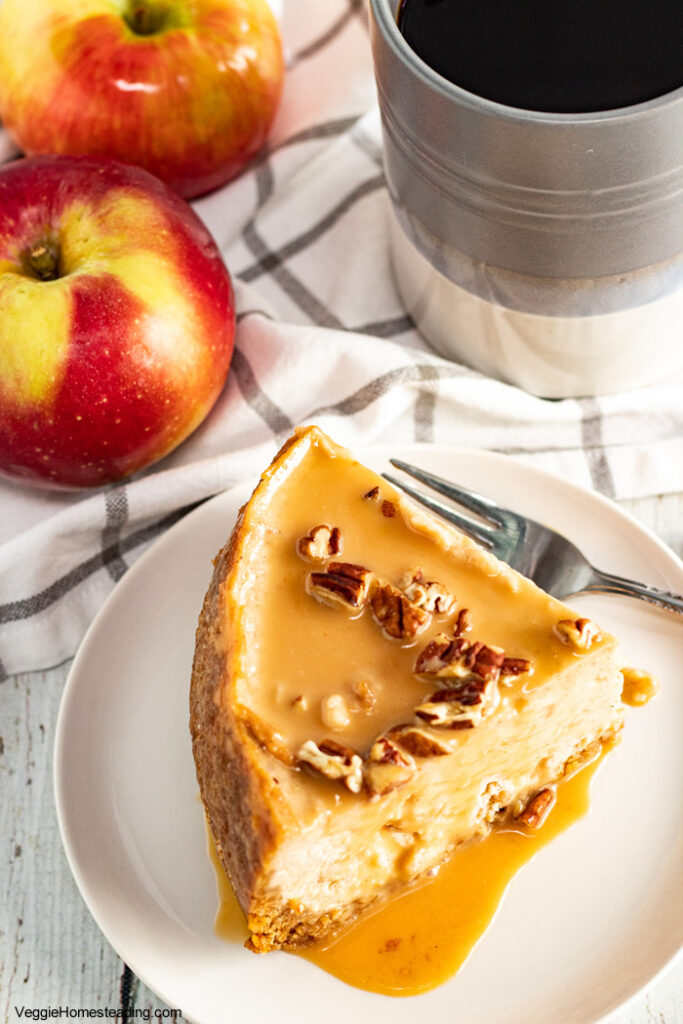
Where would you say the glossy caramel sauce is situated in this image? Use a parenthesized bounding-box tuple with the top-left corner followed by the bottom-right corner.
(209, 745, 607, 996)
(209, 837, 250, 946)
(243, 440, 608, 770)
(621, 667, 660, 707)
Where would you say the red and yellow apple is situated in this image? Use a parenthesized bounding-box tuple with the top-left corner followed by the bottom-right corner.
(0, 155, 235, 488)
(0, 0, 284, 199)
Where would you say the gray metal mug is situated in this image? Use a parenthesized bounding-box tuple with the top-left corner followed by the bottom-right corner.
(370, 0, 683, 397)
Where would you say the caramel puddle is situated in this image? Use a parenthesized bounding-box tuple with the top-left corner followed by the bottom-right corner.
(621, 667, 660, 707)
(208, 839, 249, 946)
(209, 744, 609, 996)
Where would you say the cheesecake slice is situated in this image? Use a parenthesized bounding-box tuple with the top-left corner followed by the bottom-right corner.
(190, 426, 624, 952)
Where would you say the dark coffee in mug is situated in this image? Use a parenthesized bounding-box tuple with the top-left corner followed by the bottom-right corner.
(397, 0, 683, 113)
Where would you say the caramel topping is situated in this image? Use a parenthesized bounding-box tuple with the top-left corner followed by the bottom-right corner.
(242, 438, 614, 784)
(621, 666, 660, 707)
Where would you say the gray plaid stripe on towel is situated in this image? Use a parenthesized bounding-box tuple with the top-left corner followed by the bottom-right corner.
(1, 0, 682, 677)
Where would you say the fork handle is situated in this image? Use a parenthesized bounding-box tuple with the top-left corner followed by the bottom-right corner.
(584, 568, 683, 615)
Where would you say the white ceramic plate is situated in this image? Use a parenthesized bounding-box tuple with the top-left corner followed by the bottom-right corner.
(54, 446, 683, 1024)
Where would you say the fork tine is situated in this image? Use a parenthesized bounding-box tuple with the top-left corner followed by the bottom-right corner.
(389, 459, 506, 527)
(382, 473, 496, 549)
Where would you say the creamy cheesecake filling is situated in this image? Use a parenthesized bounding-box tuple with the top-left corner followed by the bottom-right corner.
(251, 673, 620, 924)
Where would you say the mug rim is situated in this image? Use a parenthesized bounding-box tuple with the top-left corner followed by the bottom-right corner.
(371, 0, 683, 126)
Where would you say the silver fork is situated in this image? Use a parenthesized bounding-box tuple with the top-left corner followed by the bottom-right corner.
(384, 460, 683, 615)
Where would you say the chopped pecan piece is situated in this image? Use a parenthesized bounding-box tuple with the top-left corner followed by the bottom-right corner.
(381, 499, 396, 517)
(415, 636, 505, 682)
(414, 633, 466, 673)
(308, 562, 372, 609)
(363, 486, 381, 501)
(321, 694, 350, 731)
(297, 738, 363, 793)
(370, 580, 430, 640)
(402, 570, 456, 615)
(351, 679, 377, 713)
(469, 643, 506, 680)
(327, 561, 370, 582)
(515, 788, 555, 829)
(501, 656, 532, 677)
(364, 736, 415, 796)
(556, 617, 601, 651)
(454, 607, 472, 635)
(415, 677, 498, 729)
(389, 724, 452, 758)
(297, 524, 342, 561)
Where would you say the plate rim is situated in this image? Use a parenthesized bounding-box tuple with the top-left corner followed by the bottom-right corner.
(53, 442, 683, 1023)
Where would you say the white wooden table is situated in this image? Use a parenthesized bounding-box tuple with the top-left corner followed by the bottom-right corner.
(2, 494, 681, 1023)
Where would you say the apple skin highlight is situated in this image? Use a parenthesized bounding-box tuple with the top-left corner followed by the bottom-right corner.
(0, 155, 236, 488)
(0, 0, 284, 199)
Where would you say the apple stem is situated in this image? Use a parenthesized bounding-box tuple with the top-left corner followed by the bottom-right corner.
(25, 242, 60, 282)
(126, 1, 164, 35)
(132, 5, 151, 33)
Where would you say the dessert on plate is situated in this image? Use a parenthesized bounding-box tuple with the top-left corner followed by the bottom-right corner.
(190, 426, 625, 952)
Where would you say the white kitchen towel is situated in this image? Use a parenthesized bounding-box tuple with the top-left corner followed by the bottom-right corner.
(1, 0, 682, 679)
